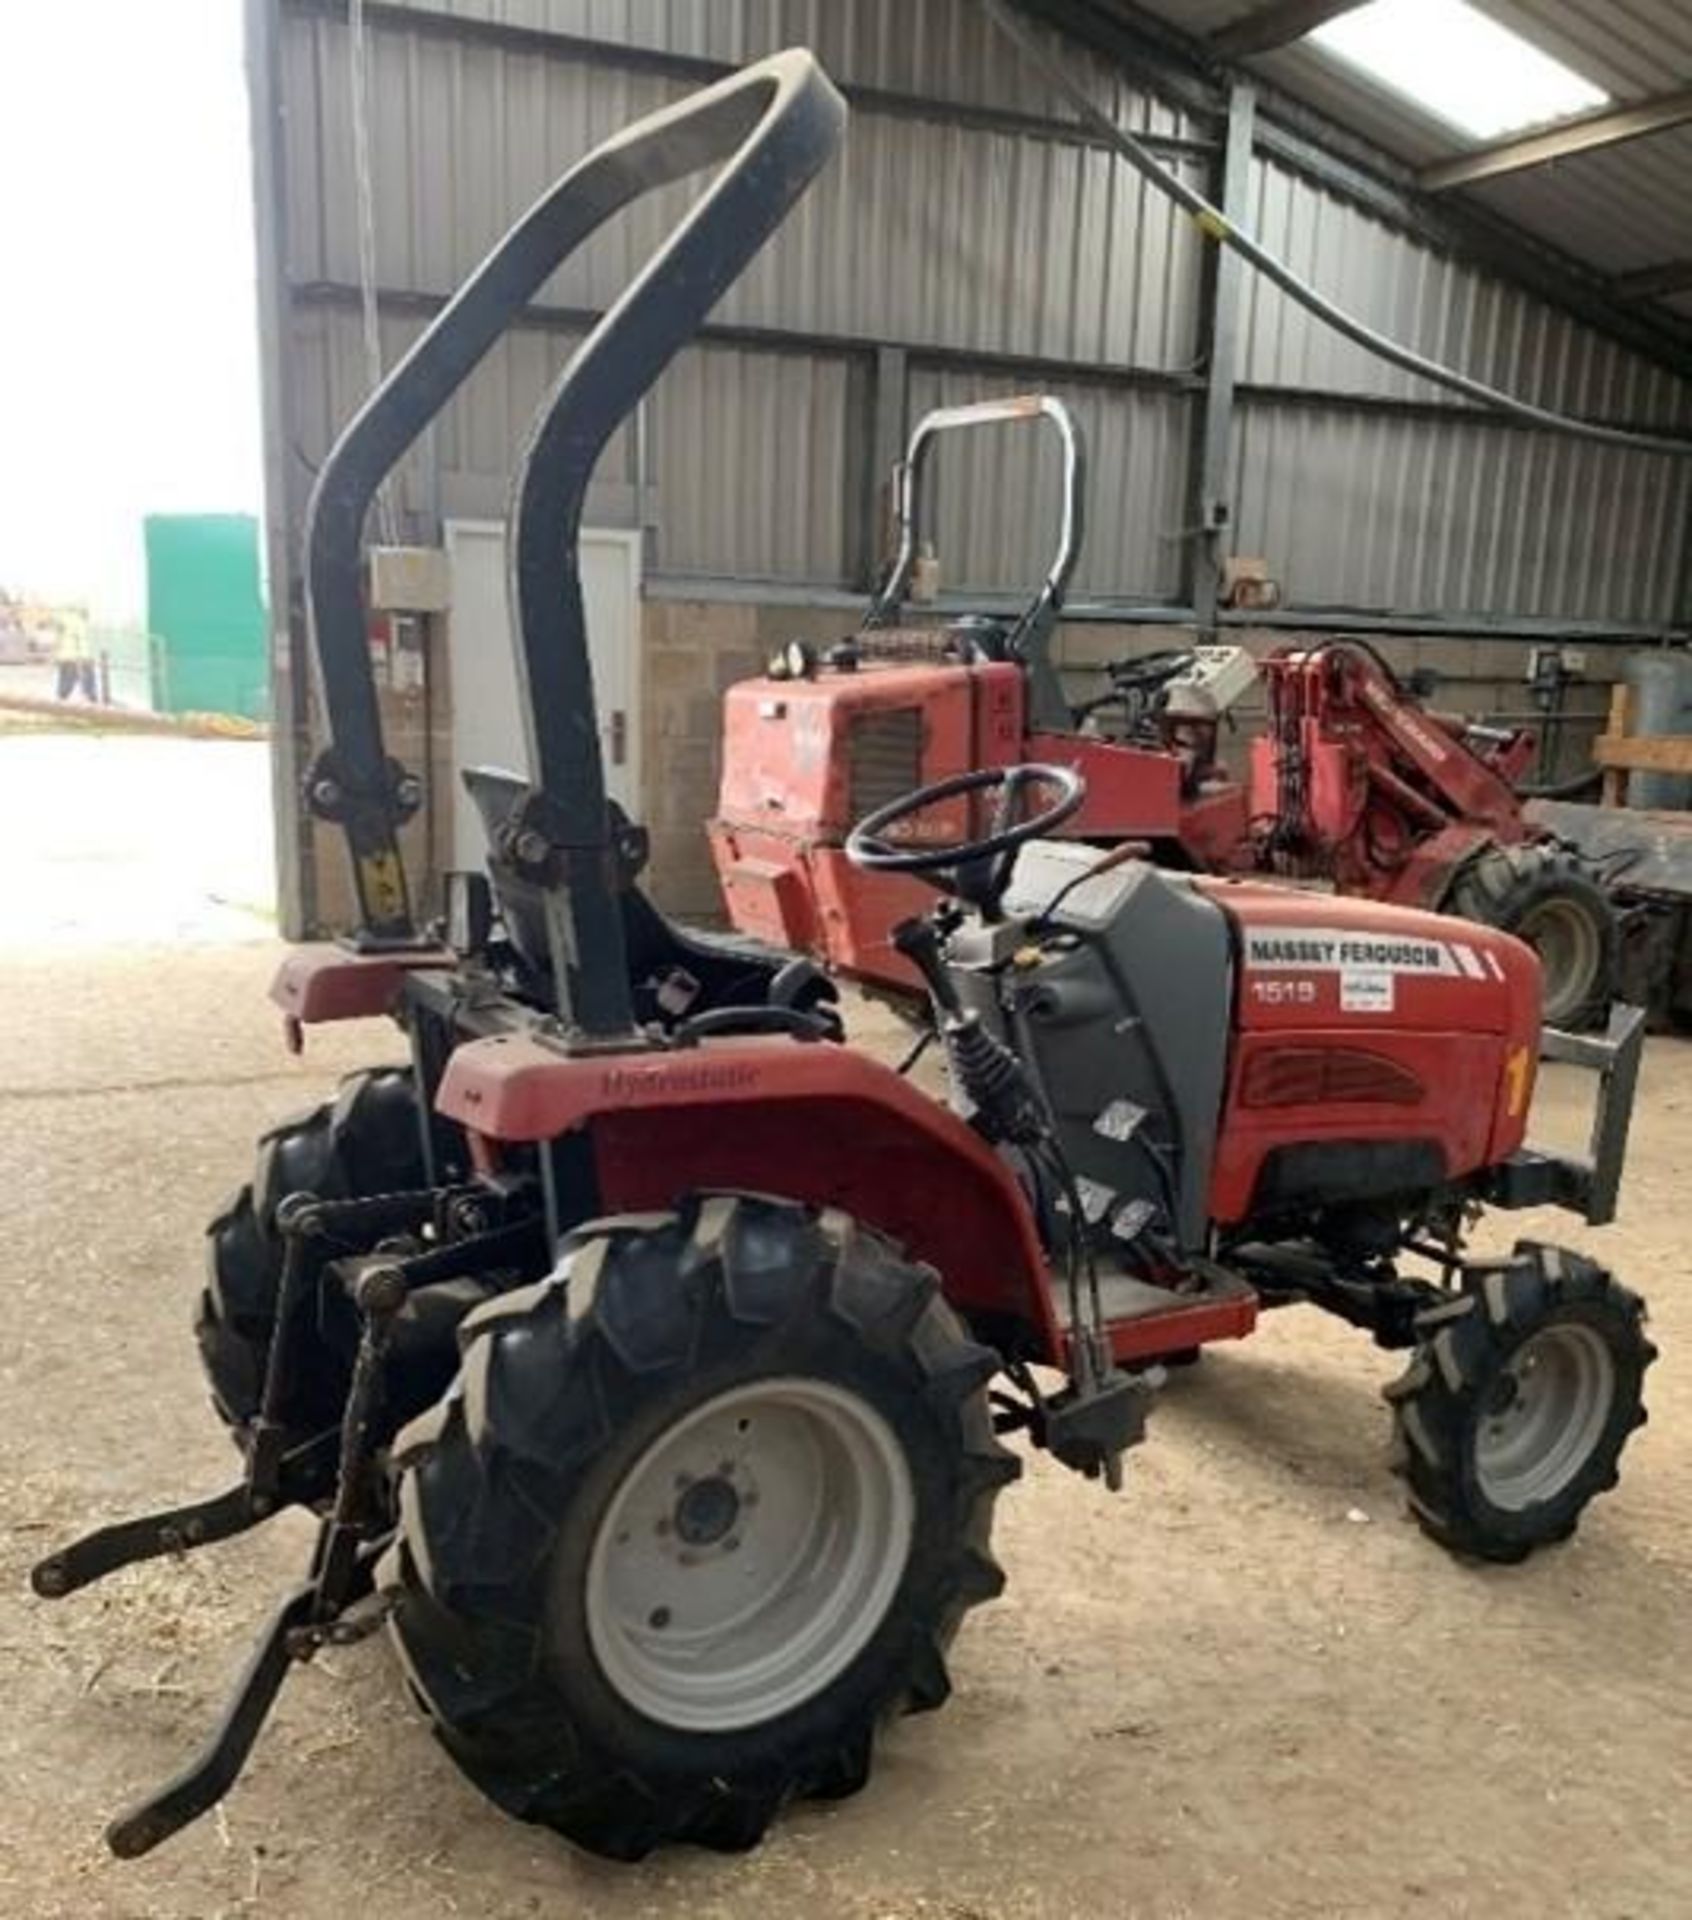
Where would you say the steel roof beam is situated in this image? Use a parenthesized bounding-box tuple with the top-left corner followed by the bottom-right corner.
(1421, 87, 1692, 191)
(1050, 0, 1692, 375)
(1211, 0, 1370, 60)
(1612, 259, 1692, 304)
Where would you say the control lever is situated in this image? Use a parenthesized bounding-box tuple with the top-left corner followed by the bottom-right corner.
(891, 916, 966, 1021)
(891, 917, 1047, 1149)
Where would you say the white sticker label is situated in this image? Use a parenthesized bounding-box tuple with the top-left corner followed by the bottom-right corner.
(1340, 969, 1394, 1013)
(1092, 1098, 1148, 1143)
(1071, 1175, 1116, 1224)
(1244, 926, 1460, 975)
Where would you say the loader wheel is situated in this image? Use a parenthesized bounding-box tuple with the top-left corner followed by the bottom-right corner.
(1385, 1243, 1653, 1564)
(193, 1067, 425, 1441)
(386, 1195, 1016, 1860)
(1444, 843, 1616, 1028)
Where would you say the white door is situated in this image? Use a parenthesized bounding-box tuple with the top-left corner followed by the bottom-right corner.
(442, 520, 641, 867)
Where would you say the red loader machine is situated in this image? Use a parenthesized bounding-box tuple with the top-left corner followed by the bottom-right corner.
(709, 397, 1622, 1026)
(710, 393, 1258, 995)
(35, 51, 1655, 1866)
(1251, 639, 1620, 1029)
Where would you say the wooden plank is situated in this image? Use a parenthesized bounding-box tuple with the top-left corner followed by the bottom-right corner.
(1600, 682, 1632, 808)
(1593, 734, 1692, 775)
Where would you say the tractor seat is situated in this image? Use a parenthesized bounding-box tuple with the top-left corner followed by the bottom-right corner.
(461, 766, 836, 1029)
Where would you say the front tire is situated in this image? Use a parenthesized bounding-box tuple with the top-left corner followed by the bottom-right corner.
(1445, 843, 1617, 1028)
(1385, 1243, 1653, 1563)
(386, 1195, 1016, 1860)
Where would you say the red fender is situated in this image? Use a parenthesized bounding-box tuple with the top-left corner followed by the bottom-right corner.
(437, 1032, 1064, 1361)
(270, 944, 453, 1022)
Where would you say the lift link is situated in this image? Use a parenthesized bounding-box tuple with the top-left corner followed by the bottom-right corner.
(306, 1261, 408, 1629)
(31, 1188, 534, 1598)
(30, 1191, 550, 1856)
(28, 1431, 340, 1600)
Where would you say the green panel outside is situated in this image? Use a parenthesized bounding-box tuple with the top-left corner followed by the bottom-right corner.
(143, 513, 268, 719)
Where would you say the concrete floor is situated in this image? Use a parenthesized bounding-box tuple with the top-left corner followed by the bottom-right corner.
(1, 935, 1688, 1919)
(0, 731, 274, 948)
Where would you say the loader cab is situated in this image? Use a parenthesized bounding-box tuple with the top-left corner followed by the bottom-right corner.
(711, 393, 1085, 984)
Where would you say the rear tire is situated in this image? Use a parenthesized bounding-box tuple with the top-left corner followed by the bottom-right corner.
(1445, 843, 1616, 1028)
(1385, 1243, 1653, 1563)
(193, 1067, 425, 1441)
(386, 1195, 1016, 1860)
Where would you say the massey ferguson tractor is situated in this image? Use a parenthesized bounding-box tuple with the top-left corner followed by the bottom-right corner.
(34, 50, 1654, 1868)
(708, 397, 1622, 1027)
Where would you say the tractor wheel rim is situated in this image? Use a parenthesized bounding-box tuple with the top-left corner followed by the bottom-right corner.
(583, 1376, 915, 1733)
(1516, 897, 1599, 1024)
(1473, 1322, 1616, 1510)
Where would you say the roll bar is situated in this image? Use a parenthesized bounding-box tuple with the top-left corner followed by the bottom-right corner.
(300, 50, 846, 1006)
(864, 393, 1086, 731)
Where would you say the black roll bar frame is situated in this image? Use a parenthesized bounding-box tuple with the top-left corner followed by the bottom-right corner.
(300, 48, 846, 1033)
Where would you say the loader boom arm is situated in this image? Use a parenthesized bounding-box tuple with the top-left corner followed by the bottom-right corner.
(1257, 641, 1535, 886)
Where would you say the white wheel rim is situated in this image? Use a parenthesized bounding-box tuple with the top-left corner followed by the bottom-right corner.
(1473, 1322, 1616, 1510)
(581, 1377, 916, 1733)
(1517, 896, 1600, 1025)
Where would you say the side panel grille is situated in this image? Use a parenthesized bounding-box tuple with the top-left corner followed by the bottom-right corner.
(1242, 1046, 1425, 1109)
(848, 708, 924, 821)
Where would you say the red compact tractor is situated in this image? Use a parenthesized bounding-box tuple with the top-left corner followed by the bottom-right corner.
(708, 399, 1621, 1026)
(36, 51, 1654, 1868)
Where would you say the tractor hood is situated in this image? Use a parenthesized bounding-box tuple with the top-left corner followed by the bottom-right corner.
(1201, 877, 1541, 1037)
(1193, 877, 1543, 1220)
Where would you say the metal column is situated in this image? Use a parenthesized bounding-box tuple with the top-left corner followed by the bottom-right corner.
(1188, 82, 1255, 636)
(862, 345, 908, 590)
(245, 0, 306, 935)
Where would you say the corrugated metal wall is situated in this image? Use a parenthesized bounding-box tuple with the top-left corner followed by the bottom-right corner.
(268, 0, 1692, 621)
(1232, 159, 1692, 618)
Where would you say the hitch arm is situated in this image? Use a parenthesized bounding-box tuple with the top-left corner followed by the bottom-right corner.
(30, 1431, 339, 1599)
(104, 1576, 318, 1859)
(99, 1532, 393, 1860)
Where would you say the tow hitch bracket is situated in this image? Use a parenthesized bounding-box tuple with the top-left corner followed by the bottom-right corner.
(1489, 1002, 1646, 1226)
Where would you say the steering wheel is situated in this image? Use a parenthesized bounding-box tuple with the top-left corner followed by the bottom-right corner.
(1108, 647, 1196, 689)
(1074, 647, 1197, 725)
(845, 762, 1085, 910)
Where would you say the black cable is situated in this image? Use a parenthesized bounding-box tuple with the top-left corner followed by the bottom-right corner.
(1032, 860, 1115, 929)
(984, 0, 1692, 462)
(1590, 843, 1647, 881)
(894, 1024, 936, 1075)
(1035, 1137, 1106, 1345)
(1135, 1133, 1183, 1231)
(1517, 767, 1604, 801)
(1301, 634, 1407, 694)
